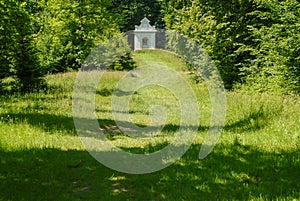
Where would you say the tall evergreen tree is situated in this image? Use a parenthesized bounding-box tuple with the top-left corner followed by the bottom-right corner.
(0, 0, 45, 92)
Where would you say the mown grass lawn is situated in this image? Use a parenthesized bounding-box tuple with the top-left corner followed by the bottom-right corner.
(0, 50, 299, 200)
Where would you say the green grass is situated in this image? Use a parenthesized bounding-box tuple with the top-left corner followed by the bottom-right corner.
(0, 50, 300, 200)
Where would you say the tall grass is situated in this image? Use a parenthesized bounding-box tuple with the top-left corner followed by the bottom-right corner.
(0, 50, 299, 200)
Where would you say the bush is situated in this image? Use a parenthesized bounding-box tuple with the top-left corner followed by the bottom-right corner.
(109, 53, 136, 71)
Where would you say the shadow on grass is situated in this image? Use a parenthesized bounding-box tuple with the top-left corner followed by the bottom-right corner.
(0, 143, 299, 200)
(96, 88, 114, 97)
(97, 103, 279, 134)
(224, 105, 282, 133)
(96, 87, 135, 97)
(0, 112, 76, 135)
(0, 107, 274, 138)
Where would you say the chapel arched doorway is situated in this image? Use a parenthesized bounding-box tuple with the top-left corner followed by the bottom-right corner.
(142, 37, 149, 48)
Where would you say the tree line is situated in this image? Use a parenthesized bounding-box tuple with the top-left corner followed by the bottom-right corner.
(161, 0, 300, 93)
(0, 0, 299, 94)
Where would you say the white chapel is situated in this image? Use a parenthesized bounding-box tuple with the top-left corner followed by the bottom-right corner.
(134, 17, 157, 50)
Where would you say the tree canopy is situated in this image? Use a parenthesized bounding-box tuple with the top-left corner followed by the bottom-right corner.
(161, 0, 300, 93)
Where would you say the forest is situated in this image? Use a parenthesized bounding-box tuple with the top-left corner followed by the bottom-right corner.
(0, 0, 299, 93)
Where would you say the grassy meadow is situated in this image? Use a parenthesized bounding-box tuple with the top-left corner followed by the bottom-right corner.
(0, 50, 299, 200)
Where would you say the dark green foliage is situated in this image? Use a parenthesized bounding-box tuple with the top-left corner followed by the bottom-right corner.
(36, 0, 122, 73)
(111, 0, 165, 31)
(14, 37, 46, 92)
(81, 33, 133, 71)
(0, 0, 19, 82)
(161, 0, 300, 93)
(0, 0, 45, 92)
(110, 53, 136, 71)
(241, 0, 300, 94)
(161, 0, 257, 89)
